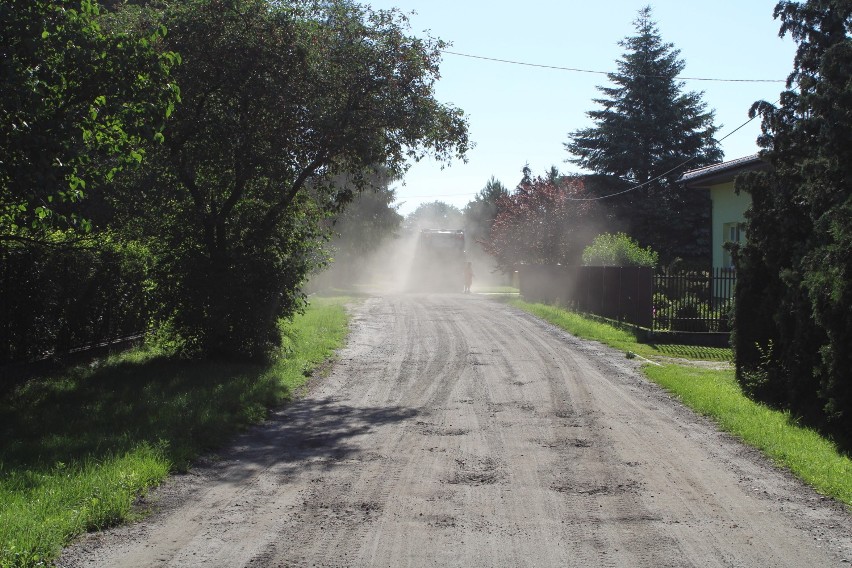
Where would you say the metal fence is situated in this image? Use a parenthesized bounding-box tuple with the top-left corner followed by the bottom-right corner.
(518, 264, 736, 336)
(518, 265, 653, 328)
(652, 268, 736, 333)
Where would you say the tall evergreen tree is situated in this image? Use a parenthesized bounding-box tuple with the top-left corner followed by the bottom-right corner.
(733, 1, 852, 447)
(565, 6, 722, 265)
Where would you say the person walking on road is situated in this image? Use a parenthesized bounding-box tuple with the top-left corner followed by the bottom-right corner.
(463, 261, 474, 294)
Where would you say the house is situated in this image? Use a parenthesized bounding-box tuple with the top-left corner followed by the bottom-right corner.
(680, 154, 769, 269)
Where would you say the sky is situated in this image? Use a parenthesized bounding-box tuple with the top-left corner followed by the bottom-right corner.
(363, 0, 798, 216)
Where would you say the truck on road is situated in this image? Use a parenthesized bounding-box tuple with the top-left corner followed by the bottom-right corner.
(408, 229, 466, 292)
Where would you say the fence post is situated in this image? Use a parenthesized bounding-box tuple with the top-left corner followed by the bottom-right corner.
(637, 267, 653, 329)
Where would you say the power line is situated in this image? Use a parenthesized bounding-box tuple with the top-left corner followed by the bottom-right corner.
(398, 105, 771, 203)
(442, 50, 786, 84)
(564, 100, 775, 201)
(400, 100, 774, 203)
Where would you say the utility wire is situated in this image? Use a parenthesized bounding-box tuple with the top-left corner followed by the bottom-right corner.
(442, 50, 786, 84)
(563, 100, 775, 201)
(398, 97, 780, 203)
(399, 103, 773, 202)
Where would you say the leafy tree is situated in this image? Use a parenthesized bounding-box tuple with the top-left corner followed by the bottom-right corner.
(0, 0, 177, 370)
(483, 174, 596, 272)
(463, 176, 508, 247)
(405, 201, 464, 232)
(118, 0, 468, 359)
(0, 0, 178, 242)
(565, 6, 721, 265)
(733, 1, 852, 446)
(320, 170, 403, 283)
(582, 232, 658, 267)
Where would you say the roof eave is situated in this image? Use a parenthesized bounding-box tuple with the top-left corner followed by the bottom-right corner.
(680, 156, 770, 188)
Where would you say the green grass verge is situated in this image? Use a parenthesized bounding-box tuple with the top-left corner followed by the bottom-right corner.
(474, 286, 520, 294)
(507, 298, 852, 507)
(0, 297, 351, 568)
(645, 365, 852, 506)
(506, 298, 731, 362)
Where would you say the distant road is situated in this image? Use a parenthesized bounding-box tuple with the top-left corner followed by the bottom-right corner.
(59, 294, 852, 567)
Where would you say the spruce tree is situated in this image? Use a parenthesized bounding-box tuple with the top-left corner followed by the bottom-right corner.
(734, 1, 852, 447)
(565, 6, 722, 265)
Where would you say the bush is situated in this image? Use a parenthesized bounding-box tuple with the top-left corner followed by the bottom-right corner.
(0, 239, 150, 367)
(672, 301, 709, 333)
(582, 232, 658, 267)
(653, 289, 730, 333)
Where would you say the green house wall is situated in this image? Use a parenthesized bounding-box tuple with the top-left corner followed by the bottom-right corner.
(709, 181, 751, 268)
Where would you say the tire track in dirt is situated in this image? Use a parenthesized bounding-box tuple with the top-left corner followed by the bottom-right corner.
(58, 294, 852, 567)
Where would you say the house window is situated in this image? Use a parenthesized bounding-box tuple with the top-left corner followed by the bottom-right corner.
(722, 222, 745, 268)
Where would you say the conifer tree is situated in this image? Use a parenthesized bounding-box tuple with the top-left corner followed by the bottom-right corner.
(565, 6, 722, 265)
(734, 1, 852, 447)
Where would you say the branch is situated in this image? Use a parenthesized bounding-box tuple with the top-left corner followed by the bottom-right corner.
(260, 154, 328, 238)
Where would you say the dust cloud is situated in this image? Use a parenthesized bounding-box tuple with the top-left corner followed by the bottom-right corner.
(308, 214, 512, 295)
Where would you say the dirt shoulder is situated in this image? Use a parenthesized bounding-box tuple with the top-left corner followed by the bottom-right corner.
(58, 294, 851, 567)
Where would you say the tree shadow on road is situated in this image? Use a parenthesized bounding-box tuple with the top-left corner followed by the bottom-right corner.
(208, 396, 419, 484)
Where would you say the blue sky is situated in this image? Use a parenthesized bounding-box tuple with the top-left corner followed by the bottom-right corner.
(364, 0, 798, 216)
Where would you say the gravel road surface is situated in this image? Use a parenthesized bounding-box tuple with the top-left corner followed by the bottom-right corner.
(58, 294, 851, 567)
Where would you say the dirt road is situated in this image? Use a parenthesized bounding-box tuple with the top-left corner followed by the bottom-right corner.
(59, 294, 851, 567)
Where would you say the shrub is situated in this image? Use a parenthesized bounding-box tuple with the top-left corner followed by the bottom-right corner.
(0, 239, 149, 367)
(582, 232, 658, 268)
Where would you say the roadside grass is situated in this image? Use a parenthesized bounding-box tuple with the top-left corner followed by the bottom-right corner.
(645, 365, 852, 506)
(505, 298, 731, 362)
(507, 298, 852, 507)
(474, 285, 520, 294)
(0, 297, 351, 568)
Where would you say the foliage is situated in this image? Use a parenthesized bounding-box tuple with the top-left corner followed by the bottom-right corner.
(0, 297, 350, 567)
(112, 0, 468, 359)
(0, 238, 150, 370)
(733, 0, 852, 448)
(312, 170, 403, 288)
(463, 176, 509, 247)
(404, 200, 465, 232)
(564, 6, 721, 265)
(582, 232, 658, 267)
(482, 174, 596, 271)
(327, 171, 402, 262)
(0, 0, 178, 241)
(653, 290, 731, 333)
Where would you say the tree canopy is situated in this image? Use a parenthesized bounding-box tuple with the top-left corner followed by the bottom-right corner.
(482, 174, 596, 272)
(129, 0, 469, 359)
(733, 0, 852, 448)
(1, 0, 469, 364)
(0, 0, 178, 241)
(565, 6, 721, 265)
(463, 176, 508, 249)
(405, 201, 465, 232)
(315, 170, 403, 287)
